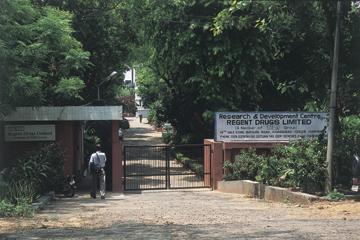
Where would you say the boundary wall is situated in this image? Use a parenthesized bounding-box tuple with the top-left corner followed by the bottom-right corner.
(204, 139, 286, 189)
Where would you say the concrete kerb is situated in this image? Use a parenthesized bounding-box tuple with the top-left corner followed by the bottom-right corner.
(31, 191, 55, 211)
(217, 180, 261, 198)
(264, 185, 319, 204)
(217, 180, 320, 204)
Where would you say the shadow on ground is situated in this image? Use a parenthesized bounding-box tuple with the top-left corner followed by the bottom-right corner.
(0, 222, 304, 240)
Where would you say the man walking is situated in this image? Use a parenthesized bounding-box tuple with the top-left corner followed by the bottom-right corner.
(89, 144, 106, 199)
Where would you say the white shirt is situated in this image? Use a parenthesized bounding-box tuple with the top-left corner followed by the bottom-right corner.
(89, 151, 106, 168)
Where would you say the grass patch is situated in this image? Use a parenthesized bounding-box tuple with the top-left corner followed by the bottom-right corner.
(326, 189, 346, 202)
(0, 199, 34, 218)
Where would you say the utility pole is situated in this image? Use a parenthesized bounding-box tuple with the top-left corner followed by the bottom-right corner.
(325, 0, 341, 193)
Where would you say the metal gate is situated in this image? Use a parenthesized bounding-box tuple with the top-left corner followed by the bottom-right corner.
(124, 144, 211, 190)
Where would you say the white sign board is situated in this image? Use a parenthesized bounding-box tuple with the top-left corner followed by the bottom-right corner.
(215, 112, 328, 142)
(5, 125, 55, 142)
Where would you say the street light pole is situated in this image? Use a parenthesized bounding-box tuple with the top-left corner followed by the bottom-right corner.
(96, 71, 118, 101)
(325, 0, 341, 193)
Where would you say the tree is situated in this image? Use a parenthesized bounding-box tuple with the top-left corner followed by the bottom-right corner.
(128, 0, 360, 143)
(35, 0, 136, 104)
(127, 0, 301, 141)
(0, 0, 90, 112)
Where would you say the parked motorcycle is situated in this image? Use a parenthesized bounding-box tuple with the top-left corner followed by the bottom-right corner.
(63, 175, 77, 197)
(351, 154, 360, 192)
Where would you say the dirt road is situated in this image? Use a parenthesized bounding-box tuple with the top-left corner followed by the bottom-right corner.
(1, 190, 360, 239)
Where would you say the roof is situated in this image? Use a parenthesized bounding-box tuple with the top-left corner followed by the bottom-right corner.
(3, 106, 123, 121)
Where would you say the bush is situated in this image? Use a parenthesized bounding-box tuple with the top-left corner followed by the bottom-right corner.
(334, 115, 360, 187)
(256, 155, 287, 186)
(228, 140, 327, 194)
(175, 153, 204, 176)
(0, 200, 15, 217)
(258, 139, 327, 193)
(326, 189, 345, 202)
(8, 143, 64, 195)
(6, 181, 38, 204)
(0, 180, 9, 200)
(190, 162, 204, 176)
(0, 144, 64, 218)
(148, 100, 166, 128)
(0, 199, 34, 218)
(162, 123, 173, 144)
(224, 149, 264, 181)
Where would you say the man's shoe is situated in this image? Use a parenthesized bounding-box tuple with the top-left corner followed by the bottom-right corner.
(101, 196, 105, 199)
(90, 193, 96, 199)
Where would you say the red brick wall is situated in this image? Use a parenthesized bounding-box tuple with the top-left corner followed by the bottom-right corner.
(204, 139, 286, 189)
(56, 122, 74, 175)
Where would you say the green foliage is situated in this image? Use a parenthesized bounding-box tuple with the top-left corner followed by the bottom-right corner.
(0, 199, 34, 218)
(5, 181, 38, 204)
(175, 153, 204, 176)
(0, 144, 64, 218)
(0, 0, 90, 108)
(118, 87, 135, 98)
(162, 131, 173, 144)
(8, 143, 64, 194)
(53, 77, 85, 100)
(148, 100, 167, 128)
(40, 0, 135, 104)
(13, 198, 34, 217)
(255, 155, 286, 186)
(0, 180, 9, 200)
(326, 189, 346, 202)
(224, 149, 264, 181)
(0, 200, 14, 217)
(0, 177, 35, 218)
(136, 67, 167, 108)
(228, 140, 327, 194)
(162, 123, 174, 144)
(260, 140, 327, 193)
(126, 0, 360, 143)
(334, 115, 360, 186)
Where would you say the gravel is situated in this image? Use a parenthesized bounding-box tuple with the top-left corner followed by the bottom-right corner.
(1, 190, 360, 240)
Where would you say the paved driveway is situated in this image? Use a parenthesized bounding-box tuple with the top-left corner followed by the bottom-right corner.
(123, 117, 163, 146)
(1, 189, 359, 239)
(123, 118, 205, 190)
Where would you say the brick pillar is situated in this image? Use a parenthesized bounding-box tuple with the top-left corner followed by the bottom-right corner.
(204, 139, 224, 189)
(112, 120, 123, 192)
(56, 122, 74, 175)
(204, 143, 211, 187)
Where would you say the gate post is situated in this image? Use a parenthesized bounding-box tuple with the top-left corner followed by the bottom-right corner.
(204, 144, 211, 187)
(204, 139, 224, 189)
(112, 120, 123, 192)
(166, 146, 170, 189)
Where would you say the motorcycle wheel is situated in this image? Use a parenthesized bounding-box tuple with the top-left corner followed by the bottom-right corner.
(63, 187, 75, 198)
